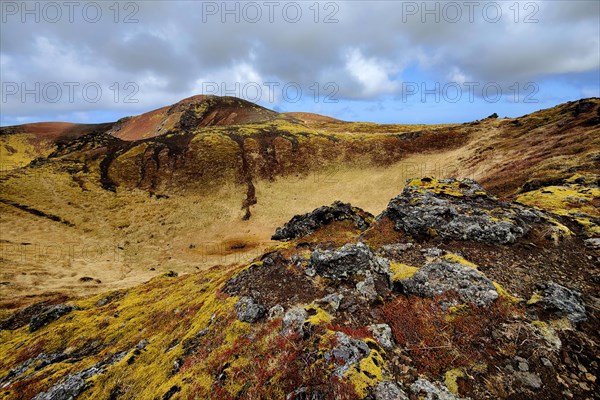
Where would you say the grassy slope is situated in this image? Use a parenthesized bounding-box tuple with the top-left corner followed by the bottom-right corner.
(0, 98, 598, 309)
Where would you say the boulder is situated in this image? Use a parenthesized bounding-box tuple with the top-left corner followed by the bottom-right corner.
(309, 242, 389, 280)
(234, 296, 265, 323)
(536, 282, 587, 324)
(324, 331, 371, 377)
(272, 201, 373, 240)
(368, 324, 395, 350)
(282, 307, 308, 337)
(381, 178, 545, 244)
(400, 261, 499, 306)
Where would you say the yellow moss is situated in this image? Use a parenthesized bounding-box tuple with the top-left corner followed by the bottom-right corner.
(493, 282, 521, 303)
(305, 304, 332, 325)
(531, 320, 562, 349)
(345, 349, 384, 398)
(442, 253, 478, 269)
(527, 292, 543, 305)
(0, 263, 247, 400)
(444, 368, 465, 395)
(406, 177, 471, 197)
(389, 262, 419, 282)
(515, 184, 599, 219)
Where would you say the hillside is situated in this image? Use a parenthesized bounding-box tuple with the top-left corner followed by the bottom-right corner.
(0, 96, 598, 399)
(1, 97, 598, 310)
(0, 177, 598, 399)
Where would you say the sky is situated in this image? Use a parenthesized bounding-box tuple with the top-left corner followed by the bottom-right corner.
(1, 0, 599, 126)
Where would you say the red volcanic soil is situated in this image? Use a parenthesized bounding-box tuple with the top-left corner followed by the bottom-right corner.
(111, 95, 283, 141)
(1, 122, 115, 143)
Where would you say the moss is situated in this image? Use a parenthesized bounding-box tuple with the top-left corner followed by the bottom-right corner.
(493, 282, 520, 303)
(531, 320, 562, 349)
(305, 304, 332, 326)
(345, 349, 384, 397)
(442, 253, 478, 269)
(406, 177, 466, 197)
(444, 368, 465, 395)
(527, 292, 543, 305)
(389, 262, 419, 283)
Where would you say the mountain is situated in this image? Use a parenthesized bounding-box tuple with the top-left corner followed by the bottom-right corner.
(0, 97, 598, 399)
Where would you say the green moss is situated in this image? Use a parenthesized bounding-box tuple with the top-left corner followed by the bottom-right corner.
(444, 368, 465, 395)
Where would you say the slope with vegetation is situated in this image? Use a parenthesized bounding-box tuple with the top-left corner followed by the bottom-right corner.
(0, 177, 597, 399)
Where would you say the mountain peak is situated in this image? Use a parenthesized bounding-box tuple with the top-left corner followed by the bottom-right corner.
(110, 95, 282, 141)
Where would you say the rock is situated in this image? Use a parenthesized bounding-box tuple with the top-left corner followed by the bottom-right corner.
(584, 238, 600, 249)
(400, 261, 498, 306)
(540, 357, 553, 368)
(135, 339, 149, 350)
(282, 307, 308, 337)
(267, 304, 285, 320)
(356, 272, 378, 301)
(422, 247, 444, 257)
(516, 357, 529, 372)
(379, 243, 414, 258)
(309, 242, 390, 280)
(234, 296, 265, 323)
(381, 178, 545, 244)
(368, 324, 395, 350)
(516, 372, 542, 389)
(536, 282, 587, 324)
(30, 304, 80, 333)
(410, 378, 460, 400)
(374, 380, 409, 400)
(272, 201, 373, 240)
(0, 352, 65, 387)
(315, 293, 343, 312)
(324, 331, 371, 377)
(32, 369, 92, 400)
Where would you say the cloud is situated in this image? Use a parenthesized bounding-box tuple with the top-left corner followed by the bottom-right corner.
(344, 48, 399, 98)
(1, 0, 598, 124)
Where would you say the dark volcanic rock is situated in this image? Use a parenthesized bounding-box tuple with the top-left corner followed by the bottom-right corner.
(30, 304, 80, 333)
(536, 282, 587, 324)
(381, 178, 546, 244)
(399, 261, 499, 306)
(309, 242, 389, 280)
(272, 201, 373, 240)
(235, 296, 265, 323)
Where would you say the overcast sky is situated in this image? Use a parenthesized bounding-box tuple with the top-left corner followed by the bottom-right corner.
(1, 0, 599, 125)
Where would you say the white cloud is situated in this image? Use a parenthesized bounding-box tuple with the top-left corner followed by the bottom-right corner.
(345, 48, 399, 98)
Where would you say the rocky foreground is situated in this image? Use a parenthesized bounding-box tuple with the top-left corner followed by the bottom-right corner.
(0, 177, 598, 399)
